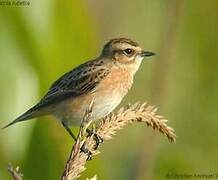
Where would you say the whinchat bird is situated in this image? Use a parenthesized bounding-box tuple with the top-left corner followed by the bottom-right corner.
(3, 38, 155, 140)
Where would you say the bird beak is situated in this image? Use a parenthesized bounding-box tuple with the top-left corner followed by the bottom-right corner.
(140, 51, 156, 57)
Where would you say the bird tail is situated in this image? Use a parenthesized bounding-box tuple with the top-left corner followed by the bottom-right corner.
(2, 105, 47, 129)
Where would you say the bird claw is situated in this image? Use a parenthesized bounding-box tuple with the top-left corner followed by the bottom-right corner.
(93, 133, 103, 150)
(79, 128, 103, 161)
(86, 129, 103, 150)
(80, 144, 92, 161)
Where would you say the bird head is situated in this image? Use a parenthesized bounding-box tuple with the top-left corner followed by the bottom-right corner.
(100, 38, 155, 74)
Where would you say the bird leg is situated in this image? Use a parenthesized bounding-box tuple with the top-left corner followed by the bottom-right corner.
(62, 122, 93, 160)
(62, 122, 77, 141)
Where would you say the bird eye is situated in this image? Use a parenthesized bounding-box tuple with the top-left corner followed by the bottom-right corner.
(124, 48, 133, 55)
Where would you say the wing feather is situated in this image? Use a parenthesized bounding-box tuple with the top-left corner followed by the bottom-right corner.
(36, 60, 110, 109)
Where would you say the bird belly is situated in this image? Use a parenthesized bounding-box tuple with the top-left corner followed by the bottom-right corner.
(53, 91, 122, 126)
(92, 91, 123, 120)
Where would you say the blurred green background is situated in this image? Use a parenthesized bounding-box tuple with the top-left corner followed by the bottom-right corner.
(1, 0, 218, 179)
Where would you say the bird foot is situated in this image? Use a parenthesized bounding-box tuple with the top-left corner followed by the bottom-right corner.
(80, 143, 92, 161)
(86, 129, 103, 150)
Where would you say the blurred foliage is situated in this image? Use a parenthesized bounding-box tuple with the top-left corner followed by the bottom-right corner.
(0, 0, 218, 179)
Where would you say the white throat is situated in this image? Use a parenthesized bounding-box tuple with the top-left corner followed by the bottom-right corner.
(129, 55, 144, 74)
